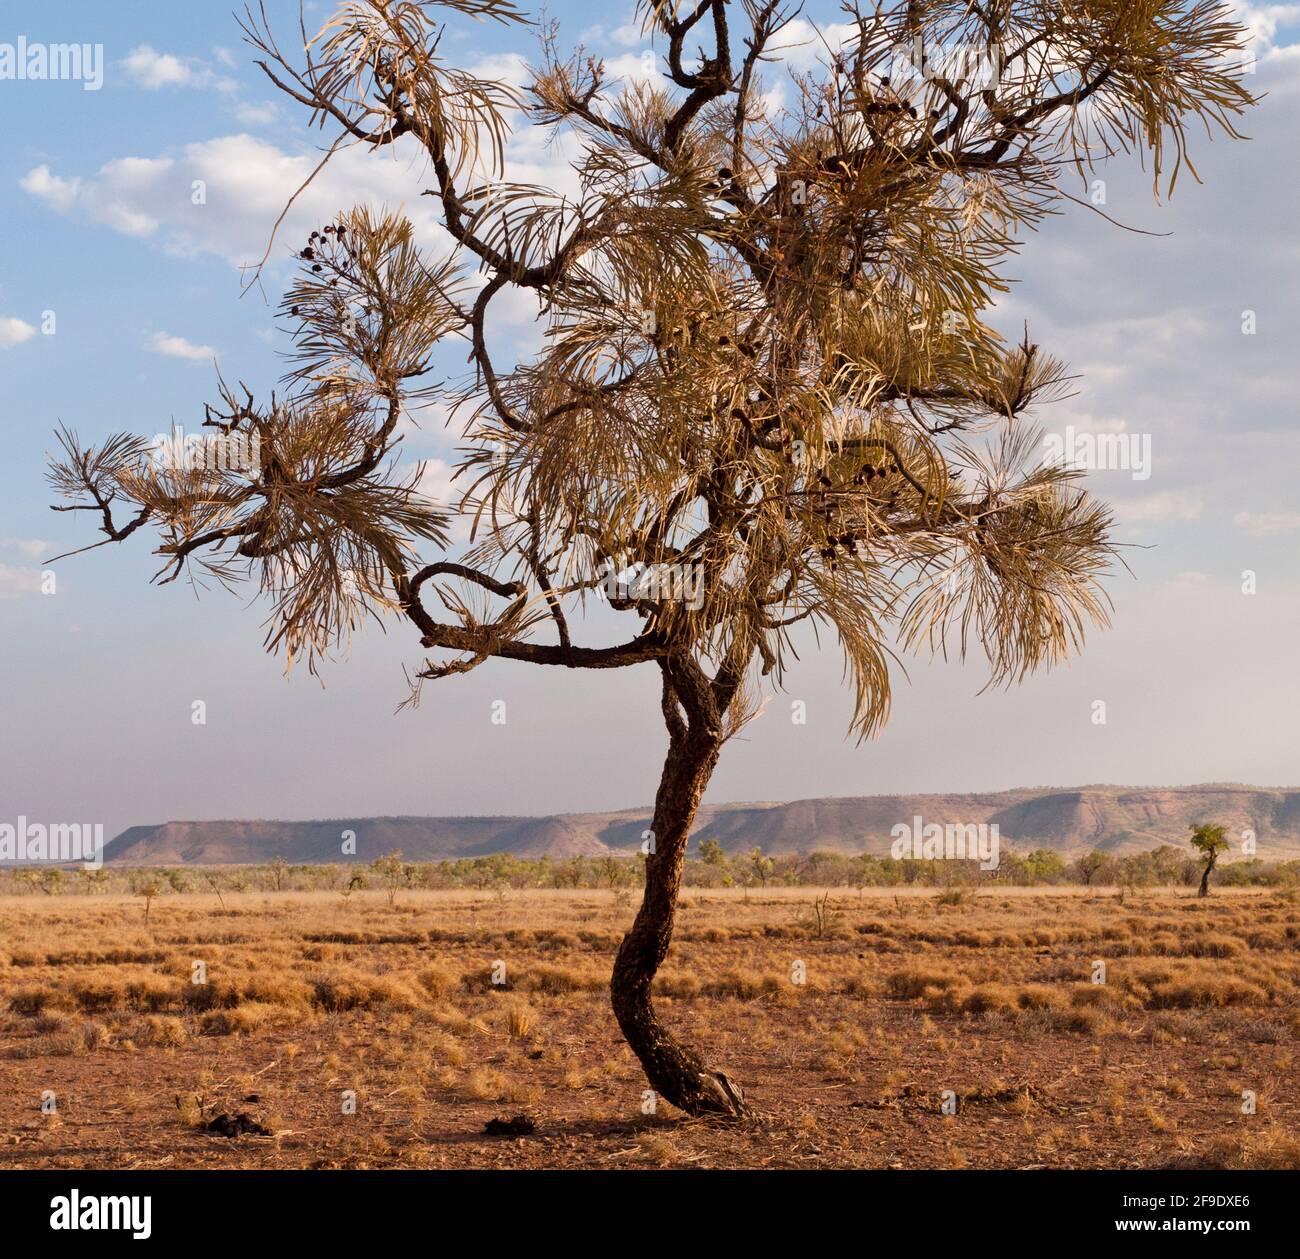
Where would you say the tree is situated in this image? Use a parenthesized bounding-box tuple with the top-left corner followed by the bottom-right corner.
(749, 846, 775, 888)
(81, 868, 110, 895)
(134, 878, 162, 923)
(600, 853, 629, 888)
(1024, 848, 1064, 883)
(205, 872, 228, 910)
(46, 0, 1253, 1118)
(698, 838, 726, 866)
(1150, 842, 1188, 888)
(1189, 823, 1229, 898)
(1075, 848, 1113, 888)
(269, 857, 289, 893)
(372, 850, 409, 905)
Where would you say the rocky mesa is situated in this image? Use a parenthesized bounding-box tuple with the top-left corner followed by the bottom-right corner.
(102, 784, 1300, 864)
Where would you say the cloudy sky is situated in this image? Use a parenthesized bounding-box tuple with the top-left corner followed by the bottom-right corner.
(2, 1, 1298, 840)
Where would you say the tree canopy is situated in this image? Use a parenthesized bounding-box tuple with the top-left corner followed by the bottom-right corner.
(50, 1, 1254, 738)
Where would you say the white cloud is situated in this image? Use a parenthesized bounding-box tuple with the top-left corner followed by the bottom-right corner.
(233, 100, 279, 126)
(1232, 2, 1300, 59)
(411, 457, 473, 543)
(0, 316, 36, 348)
(577, 19, 652, 49)
(1163, 570, 1214, 589)
(1042, 410, 1133, 437)
(150, 331, 217, 361)
(1234, 509, 1300, 536)
(98, 155, 174, 235)
(1113, 490, 1204, 524)
(121, 45, 236, 92)
(467, 52, 532, 87)
(412, 457, 459, 502)
(0, 564, 43, 599)
(764, 19, 857, 70)
(1070, 314, 1213, 381)
(19, 164, 80, 213)
(395, 401, 455, 445)
(22, 135, 454, 266)
(23, 157, 164, 235)
(18, 120, 582, 275)
(0, 538, 50, 558)
(122, 45, 204, 89)
(598, 51, 664, 83)
(101, 203, 161, 237)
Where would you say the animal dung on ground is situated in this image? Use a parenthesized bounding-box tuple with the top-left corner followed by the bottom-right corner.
(206, 1112, 272, 1138)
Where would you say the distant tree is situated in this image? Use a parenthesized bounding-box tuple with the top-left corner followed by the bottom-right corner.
(1190, 823, 1230, 898)
(136, 879, 162, 923)
(698, 838, 726, 867)
(803, 850, 848, 887)
(992, 848, 1025, 884)
(269, 857, 289, 893)
(1150, 844, 1187, 888)
(850, 854, 877, 899)
(1075, 849, 1113, 887)
(372, 850, 409, 905)
(1024, 849, 1065, 884)
(46, 0, 1254, 1118)
(599, 854, 628, 889)
(876, 857, 906, 888)
(749, 847, 775, 888)
(899, 858, 925, 887)
(81, 868, 110, 894)
(801, 889, 843, 938)
(205, 872, 227, 910)
(549, 858, 584, 889)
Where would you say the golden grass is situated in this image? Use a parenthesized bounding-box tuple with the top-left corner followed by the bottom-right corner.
(1, 886, 1297, 1168)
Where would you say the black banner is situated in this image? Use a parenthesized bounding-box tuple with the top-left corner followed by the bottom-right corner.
(0, 1169, 1288, 1245)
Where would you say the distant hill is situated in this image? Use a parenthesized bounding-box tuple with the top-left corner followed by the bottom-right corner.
(103, 784, 1300, 865)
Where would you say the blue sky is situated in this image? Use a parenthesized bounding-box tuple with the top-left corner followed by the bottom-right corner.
(2, 1, 1299, 839)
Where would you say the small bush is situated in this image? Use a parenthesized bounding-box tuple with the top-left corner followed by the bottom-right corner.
(140, 1015, 188, 1047)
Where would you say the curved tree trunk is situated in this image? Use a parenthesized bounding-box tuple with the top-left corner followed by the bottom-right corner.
(610, 666, 753, 1120)
(1198, 857, 1214, 898)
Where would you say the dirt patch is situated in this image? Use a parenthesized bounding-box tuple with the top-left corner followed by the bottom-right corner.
(1, 888, 1296, 1169)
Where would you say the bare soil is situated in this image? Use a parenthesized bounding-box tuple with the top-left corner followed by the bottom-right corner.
(1, 887, 1296, 1169)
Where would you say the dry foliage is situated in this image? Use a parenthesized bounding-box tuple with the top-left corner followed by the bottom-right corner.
(46, 0, 1255, 724)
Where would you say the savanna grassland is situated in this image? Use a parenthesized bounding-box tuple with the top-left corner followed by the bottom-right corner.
(2, 887, 1298, 1170)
